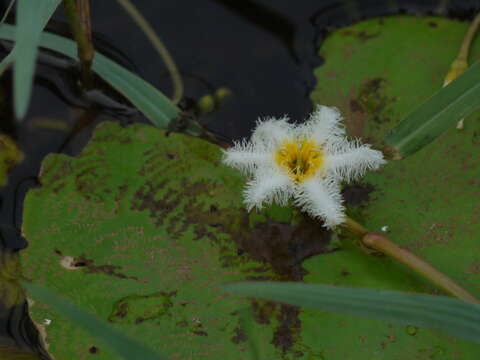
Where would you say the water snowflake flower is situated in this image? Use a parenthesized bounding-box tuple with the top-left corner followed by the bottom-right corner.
(222, 105, 386, 228)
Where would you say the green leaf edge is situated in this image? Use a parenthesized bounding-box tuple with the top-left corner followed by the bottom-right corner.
(23, 281, 168, 360)
(224, 281, 480, 344)
(384, 61, 480, 157)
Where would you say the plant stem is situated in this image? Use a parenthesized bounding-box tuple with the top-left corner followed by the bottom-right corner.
(63, 0, 94, 88)
(458, 12, 480, 62)
(362, 233, 480, 304)
(341, 217, 479, 304)
(0, 0, 16, 24)
(115, 0, 183, 104)
(341, 217, 368, 237)
(443, 12, 480, 86)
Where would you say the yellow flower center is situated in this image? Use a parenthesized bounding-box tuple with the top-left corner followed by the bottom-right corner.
(275, 139, 324, 183)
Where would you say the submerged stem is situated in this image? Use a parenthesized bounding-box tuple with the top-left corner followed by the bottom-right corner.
(340, 216, 368, 237)
(458, 12, 480, 62)
(63, 0, 95, 88)
(362, 233, 480, 304)
(115, 0, 183, 104)
(443, 12, 480, 86)
(341, 217, 479, 304)
(0, 0, 16, 24)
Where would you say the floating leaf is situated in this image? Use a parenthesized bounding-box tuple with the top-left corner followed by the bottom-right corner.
(24, 281, 168, 360)
(22, 121, 320, 359)
(308, 15, 480, 359)
(385, 61, 480, 157)
(20, 14, 480, 360)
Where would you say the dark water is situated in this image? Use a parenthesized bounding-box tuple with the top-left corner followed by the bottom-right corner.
(0, 0, 478, 358)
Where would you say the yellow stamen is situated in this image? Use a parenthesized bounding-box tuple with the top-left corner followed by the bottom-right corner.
(275, 139, 324, 183)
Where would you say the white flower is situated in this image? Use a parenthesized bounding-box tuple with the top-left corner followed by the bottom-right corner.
(222, 105, 386, 228)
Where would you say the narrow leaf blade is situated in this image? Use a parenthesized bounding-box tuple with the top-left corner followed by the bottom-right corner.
(14, 0, 62, 119)
(384, 61, 480, 158)
(23, 282, 168, 360)
(0, 23, 179, 129)
(223, 281, 480, 344)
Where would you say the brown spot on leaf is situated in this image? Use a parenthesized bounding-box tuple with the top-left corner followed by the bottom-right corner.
(231, 327, 247, 344)
(472, 131, 480, 146)
(192, 330, 208, 336)
(355, 78, 395, 126)
(341, 269, 350, 276)
(349, 99, 363, 113)
(251, 300, 276, 325)
(406, 223, 454, 251)
(41, 156, 72, 193)
(342, 29, 380, 41)
(342, 183, 375, 206)
(131, 179, 179, 228)
(272, 305, 302, 356)
(131, 152, 336, 355)
(73, 254, 141, 281)
(227, 215, 335, 280)
(108, 291, 176, 323)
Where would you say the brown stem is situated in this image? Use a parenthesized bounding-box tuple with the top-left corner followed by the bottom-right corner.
(458, 12, 480, 62)
(362, 233, 480, 304)
(115, 0, 183, 104)
(63, 0, 94, 88)
(443, 12, 480, 86)
(340, 217, 368, 237)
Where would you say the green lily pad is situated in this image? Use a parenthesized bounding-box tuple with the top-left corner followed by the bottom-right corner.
(21, 121, 332, 359)
(307, 15, 480, 359)
(21, 14, 480, 360)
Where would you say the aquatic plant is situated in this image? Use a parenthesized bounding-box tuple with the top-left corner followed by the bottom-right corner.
(0, 1, 480, 359)
(223, 105, 385, 228)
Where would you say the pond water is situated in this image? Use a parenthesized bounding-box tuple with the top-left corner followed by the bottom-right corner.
(0, 0, 478, 358)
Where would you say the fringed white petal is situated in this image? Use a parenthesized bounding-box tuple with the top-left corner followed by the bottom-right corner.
(221, 139, 274, 175)
(324, 141, 386, 182)
(222, 105, 386, 226)
(294, 177, 345, 229)
(244, 169, 293, 211)
(296, 105, 346, 146)
(251, 116, 294, 149)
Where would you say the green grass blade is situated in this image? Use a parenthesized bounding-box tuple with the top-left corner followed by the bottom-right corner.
(23, 281, 168, 360)
(223, 281, 480, 344)
(14, 0, 62, 120)
(0, 23, 180, 129)
(384, 61, 480, 158)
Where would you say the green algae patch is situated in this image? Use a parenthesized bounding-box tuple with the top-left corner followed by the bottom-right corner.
(0, 134, 23, 187)
(108, 291, 175, 324)
(0, 345, 42, 360)
(0, 248, 25, 308)
(21, 121, 332, 359)
(306, 15, 480, 359)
